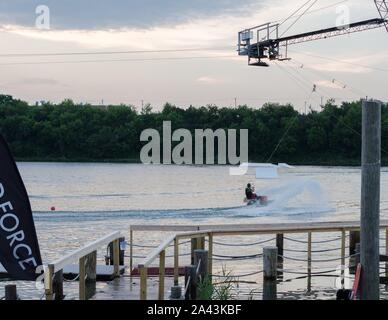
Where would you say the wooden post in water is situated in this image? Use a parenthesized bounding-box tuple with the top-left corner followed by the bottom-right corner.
(45, 264, 54, 300)
(198, 237, 206, 250)
(276, 234, 284, 280)
(194, 249, 209, 281)
(307, 232, 312, 292)
(109, 237, 125, 266)
(113, 239, 120, 277)
(184, 266, 191, 300)
(174, 238, 179, 286)
(360, 99, 381, 300)
(191, 238, 197, 264)
(263, 247, 277, 300)
(386, 229, 388, 281)
(208, 233, 213, 277)
(341, 230, 346, 267)
(349, 231, 360, 274)
(340, 229, 346, 288)
(184, 265, 197, 300)
(140, 266, 147, 300)
(170, 285, 182, 300)
(130, 229, 134, 274)
(79, 251, 97, 300)
(79, 256, 86, 300)
(53, 270, 64, 300)
(159, 250, 166, 300)
(5, 285, 17, 300)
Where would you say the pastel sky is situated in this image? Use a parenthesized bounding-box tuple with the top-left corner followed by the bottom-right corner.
(0, 0, 387, 112)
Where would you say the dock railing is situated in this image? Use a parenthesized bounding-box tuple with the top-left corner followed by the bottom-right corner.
(44, 231, 122, 300)
(133, 220, 388, 300)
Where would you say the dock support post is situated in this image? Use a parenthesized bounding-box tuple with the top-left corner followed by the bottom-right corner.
(307, 232, 312, 292)
(360, 99, 381, 300)
(199, 237, 205, 250)
(208, 233, 213, 277)
(174, 238, 179, 286)
(276, 234, 284, 280)
(170, 285, 182, 300)
(184, 265, 197, 300)
(386, 229, 388, 281)
(341, 229, 346, 268)
(45, 264, 54, 300)
(158, 250, 166, 300)
(140, 266, 147, 300)
(130, 229, 133, 274)
(53, 270, 64, 300)
(79, 251, 97, 300)
(349, 231, 360, 274)
(263, 247, 277, 300)
(5, 285, 17, 300)
(194, 249, 209, 281)
(191, 238, 198, 264)
(195, 249, 209, 299)
(79, 256, 86, 300)
(340, 229, 346, 288)
(113, 239, 120, 278)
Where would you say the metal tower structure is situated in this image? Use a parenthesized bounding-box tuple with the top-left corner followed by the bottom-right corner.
(238, 1, 388, 67)
(375, 0, 388, 31)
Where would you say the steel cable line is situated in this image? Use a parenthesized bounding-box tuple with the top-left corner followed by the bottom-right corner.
(267, 0, 344, 39)
(288, 61, 388, 155)
(287, 58, 368, 97)
(282, 60, 344, 100)
(288, 50, 388, 73)
(211, 270, 263, 278)
(210, 238, 276, 247)
(278, 62, 388, 156)
(272, 0, 349, 25)
(278, 0, 316, 28)
(281, 60, 363, 105)
(0, 54, 236, 66)
(0, 46, 234, 58)
(274, 61, 313, 97)
(268, 62, 318, 164)
(266, 0, 314, 40)
(0, 1, 347, 59)
(280, 0, 320, 37)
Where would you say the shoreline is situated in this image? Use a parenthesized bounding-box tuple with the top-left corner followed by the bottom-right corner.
(14, 157, 388, 167)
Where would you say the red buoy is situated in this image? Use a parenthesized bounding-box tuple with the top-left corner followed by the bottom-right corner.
(50, 206, 56, 211)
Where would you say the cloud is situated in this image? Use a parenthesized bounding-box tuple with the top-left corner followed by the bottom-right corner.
(196, 76, 224, 84)
(298, 52, 388, 74)
(314, 80, 346, 90)
(2, 78, 68, 87)
(308, 61, 372, 74)
(0, 0, 261, 30)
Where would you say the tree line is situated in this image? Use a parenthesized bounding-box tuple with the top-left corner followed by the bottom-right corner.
(0, 94, 387, 165)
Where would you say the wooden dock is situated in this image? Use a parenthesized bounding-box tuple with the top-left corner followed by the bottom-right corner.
(0, 265, 125, 281)
(25, 220, 388, 300)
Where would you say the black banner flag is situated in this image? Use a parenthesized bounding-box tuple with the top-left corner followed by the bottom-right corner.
(0, 135, 42, 280)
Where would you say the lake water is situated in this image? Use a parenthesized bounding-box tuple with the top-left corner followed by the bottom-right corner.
(2, 163, 388, 300)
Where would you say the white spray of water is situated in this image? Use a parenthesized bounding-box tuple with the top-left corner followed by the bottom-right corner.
(237, 177, 333, 217)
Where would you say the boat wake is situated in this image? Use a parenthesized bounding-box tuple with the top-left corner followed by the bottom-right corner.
(33, 178, 333, 221)
(228, 177, 334, 218)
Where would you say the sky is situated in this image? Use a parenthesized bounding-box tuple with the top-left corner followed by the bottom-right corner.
(0, 0, 387, 112)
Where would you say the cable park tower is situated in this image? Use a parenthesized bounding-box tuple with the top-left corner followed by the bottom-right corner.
(237, 0, 388, 67)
